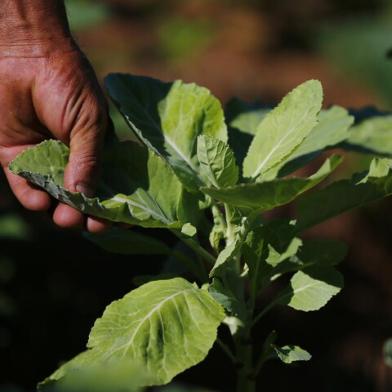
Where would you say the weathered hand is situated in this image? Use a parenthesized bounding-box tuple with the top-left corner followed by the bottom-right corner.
(0, 1, 109, 232)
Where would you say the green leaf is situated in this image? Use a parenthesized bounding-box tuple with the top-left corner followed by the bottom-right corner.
(297, 239, 348, 267)
(9, 140, 197, 228)
(84, 228, 170, 255)
(243, 80, 323, 181)
(273, 105, 353, 177)
(347, 115, 392, 157)
(209, 238, 241, 277)
(229, 108, 269, 136)
(39, 357, 147, 392)
(282, 267, 343, 312)
(89, 278, 224, 385)
(383, 339, 392, 367)
(197, 136, 239, 188)
(273, 345, 311, 364)
(243, 220, 299, 295)
(181, 223, 197, 237)
(209, 278, 246, 336)
(358, 157, 392, 183)
(296, 159, 392, 230)
(44, 278, 224, 387)
(105, 74, 227, 191)
(266, 237, 302, 267)
(202, 155, 341, 210)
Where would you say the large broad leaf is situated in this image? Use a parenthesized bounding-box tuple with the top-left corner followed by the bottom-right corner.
(85, 228, 170, 255)
(346, 115, 392, 157)
(281, 267, 343, 312)
(105, 74, 227, 191)
(243, 80, 323, 181)
(296, 158, 392, 231)
(10, 140, 199, 229)
(197, 135, 239, 188)
(43, 278, 225, 387)
(202, 155, 341, 210)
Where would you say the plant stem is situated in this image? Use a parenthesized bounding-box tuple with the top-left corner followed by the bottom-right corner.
(252, 289, 291, 327)
(235, 331, 255, 392)
(171, 230, 216, 266)
(217, 338, 236, 363)
(252, 302, 276, 327)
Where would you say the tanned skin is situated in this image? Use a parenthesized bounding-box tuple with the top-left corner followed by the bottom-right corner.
(0, 0, 109, 232)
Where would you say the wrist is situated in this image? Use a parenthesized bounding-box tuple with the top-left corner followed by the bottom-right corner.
(0, 0, 75, 57)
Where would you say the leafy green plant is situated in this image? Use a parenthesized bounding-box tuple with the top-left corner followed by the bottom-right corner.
(9, 74, 392, 391)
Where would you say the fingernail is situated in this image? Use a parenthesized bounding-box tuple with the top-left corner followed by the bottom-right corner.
(75, 183, 94, 197)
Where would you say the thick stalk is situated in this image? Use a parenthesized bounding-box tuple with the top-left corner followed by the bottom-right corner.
(235, 329, 255, 392)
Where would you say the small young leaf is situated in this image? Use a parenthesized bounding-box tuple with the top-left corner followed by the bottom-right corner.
(283, 267, 343, 312)
(210, 239, 242, 277)
(202, 155, 341, 210)
(181, 223, 197, 237)
(266, 237, 302, 267)
(273, 345, 311, 364)
(243, 80, 323, 181)
(105, 74, 227, 191)
(85, 228, 170, 255)
(197, 135, 239, 188)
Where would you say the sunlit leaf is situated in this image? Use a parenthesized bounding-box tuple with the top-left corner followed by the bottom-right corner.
(243, 80, 323, 181)
(282, 267, 343, 312)
(10, 140, 198, 229)
(203, 155, 341, 210)
(197, 136, 239, 188)
(105, 74, 227, 191)
(43, 278, 224, 387)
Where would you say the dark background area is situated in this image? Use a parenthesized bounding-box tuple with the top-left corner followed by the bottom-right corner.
(1, 0, 392, 391)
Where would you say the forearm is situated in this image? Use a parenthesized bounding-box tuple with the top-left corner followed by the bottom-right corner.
(0, 0, 74, 56)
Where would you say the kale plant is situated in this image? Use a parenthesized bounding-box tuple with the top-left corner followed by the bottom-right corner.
(9, 74, 392, 391)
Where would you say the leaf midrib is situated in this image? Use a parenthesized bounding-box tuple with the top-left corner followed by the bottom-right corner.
(251, 108, 313, 179)
(100, 287, 197, 359)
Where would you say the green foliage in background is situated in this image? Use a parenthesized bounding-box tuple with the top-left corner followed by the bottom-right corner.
(157, 17, 215, 62)
(319, 12, 392, 108)
(9, 74, 392, 392)
(65, 0, 109, 31)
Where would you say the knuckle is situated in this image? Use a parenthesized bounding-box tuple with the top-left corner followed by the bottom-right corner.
(73, 153, 98, 172)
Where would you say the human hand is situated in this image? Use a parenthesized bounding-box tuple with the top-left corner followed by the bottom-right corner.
(0, 1, 109, 232)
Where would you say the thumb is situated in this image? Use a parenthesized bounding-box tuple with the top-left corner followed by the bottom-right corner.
(63, 104, 107, 196)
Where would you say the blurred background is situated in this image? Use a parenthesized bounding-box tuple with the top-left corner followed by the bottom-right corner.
(1, 0, 392, 391)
